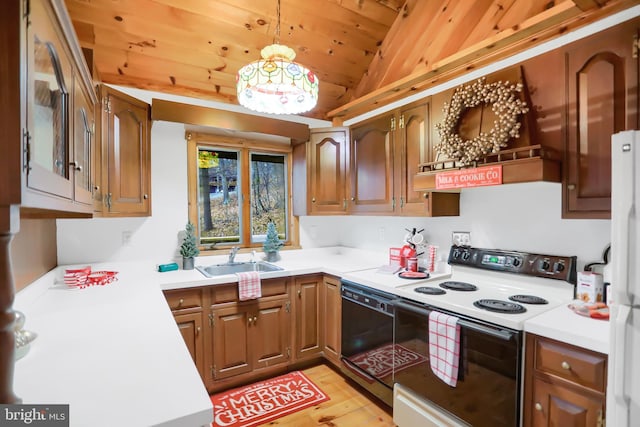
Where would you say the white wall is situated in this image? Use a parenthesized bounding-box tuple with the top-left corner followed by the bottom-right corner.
(57, 121, 189, 265)
(299, 183, 611, 271)
(58, 123, 611, 271)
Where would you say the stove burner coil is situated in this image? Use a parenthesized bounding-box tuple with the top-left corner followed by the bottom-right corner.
(414, 286, 446, 295)
(439, 281, 478, 291)
(473, 299, 527, 314)
(509, 295, 548, 305)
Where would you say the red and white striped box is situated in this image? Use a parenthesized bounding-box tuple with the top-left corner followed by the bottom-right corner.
(389, 247, 402, 266)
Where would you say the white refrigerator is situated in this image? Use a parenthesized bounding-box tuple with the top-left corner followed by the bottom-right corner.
(608, 130, 640, 426)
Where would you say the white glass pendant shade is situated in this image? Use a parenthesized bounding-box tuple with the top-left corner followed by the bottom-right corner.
(236, 43, 319, 115)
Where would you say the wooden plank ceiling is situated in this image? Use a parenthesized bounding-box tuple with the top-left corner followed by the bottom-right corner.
(66, 0, 639, 121)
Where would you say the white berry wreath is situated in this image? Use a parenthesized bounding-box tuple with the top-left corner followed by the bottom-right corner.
(434, 77, 529, 165)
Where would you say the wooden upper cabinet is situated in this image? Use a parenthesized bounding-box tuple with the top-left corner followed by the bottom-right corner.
(564, 19, 639, 218)
(309, 128, 348, 214)
(349, 114, 395, 214)
(20, 0, 97, 216)
(96, 85, 151, 216)
(396, 101, 433, 215)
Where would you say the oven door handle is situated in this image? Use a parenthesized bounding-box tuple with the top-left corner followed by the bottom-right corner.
(393, 300, 517, 342)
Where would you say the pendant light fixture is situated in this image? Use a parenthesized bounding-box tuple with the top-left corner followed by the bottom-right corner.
(236, 0, 319, 115)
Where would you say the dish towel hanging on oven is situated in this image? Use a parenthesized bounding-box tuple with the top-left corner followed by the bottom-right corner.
(428, 311, 461, 387)
(236, 271, 261, 301)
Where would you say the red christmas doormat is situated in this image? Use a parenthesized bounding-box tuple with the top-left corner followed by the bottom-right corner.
(210, 371, 330, 427)
(350, 343, 428, 379)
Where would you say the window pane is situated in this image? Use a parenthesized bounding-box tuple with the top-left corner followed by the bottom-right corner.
(197, 148, 241, 245)
(250, 152, 287, 243)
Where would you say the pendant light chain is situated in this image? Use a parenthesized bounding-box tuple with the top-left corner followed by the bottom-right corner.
(274, 0, 281, 45)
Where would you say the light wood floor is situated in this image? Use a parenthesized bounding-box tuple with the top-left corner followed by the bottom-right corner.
(257, 364, 396, 427)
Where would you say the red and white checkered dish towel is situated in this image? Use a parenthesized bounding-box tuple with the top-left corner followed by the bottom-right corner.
(236, 271, 261, 301)
(428, 311, 461, 387)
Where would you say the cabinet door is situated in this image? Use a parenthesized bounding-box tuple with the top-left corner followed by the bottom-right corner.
(72, 73, 94, 206)
(397, 102, 430, 215)
(212, 305, 252, 380)
(564, 20, 639, 218)
(349, 114, 395, 214)
(174, 312, 205, 381)
(251, 298, 290, 369)
(26, 0, 73, 200)
(529, 378, 605, 427)
(309, 128, 348, 214)
(100, 85, 151, 216)
(322, 275, 342, 366)
(294, 276, 322, 360)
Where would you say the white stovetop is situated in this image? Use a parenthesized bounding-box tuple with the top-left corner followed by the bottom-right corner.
(343, 265, 576, 331)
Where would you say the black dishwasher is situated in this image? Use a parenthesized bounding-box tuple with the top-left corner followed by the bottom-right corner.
(340, 279, 396, 406)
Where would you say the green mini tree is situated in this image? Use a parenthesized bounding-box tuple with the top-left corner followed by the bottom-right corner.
(180, 221, 200, 258)
(263, 221, 283, 254)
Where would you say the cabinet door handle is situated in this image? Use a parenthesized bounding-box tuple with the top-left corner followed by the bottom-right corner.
(196, 326, 200, 335)
(69, 161, 83, 172)
(567, 184, 576, 190)
(342, 199, 346, 210)
(311, 197, 316, 203)
(400, 197, 404, 208)
(248, 317, 253, 325)
(534, 403, 543, 411)
(253, 316, 258, 324)
(561, 361, 571, 370)
(297, 290, 302, 298)
(143, 194, 148, 199)
(178, 298, 184, 306)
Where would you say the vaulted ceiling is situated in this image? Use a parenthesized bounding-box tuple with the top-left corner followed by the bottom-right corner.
(66, 0, 638, 121)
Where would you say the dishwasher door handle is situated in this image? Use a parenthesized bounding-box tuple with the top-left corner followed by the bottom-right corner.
(393, 300, 517, 342)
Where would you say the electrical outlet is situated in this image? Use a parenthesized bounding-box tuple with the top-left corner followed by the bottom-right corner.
(452, 231, 471, 247)
(122, 230, 133, 246)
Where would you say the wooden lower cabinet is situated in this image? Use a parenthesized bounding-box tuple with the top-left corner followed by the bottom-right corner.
(321, 275, 342, 366)
(174, 312, 205, 380)
(165, 274, 346, 391)
(211, 296, 291, 381)
(293, 275, 323, 361)
(524, 334, 607, 427)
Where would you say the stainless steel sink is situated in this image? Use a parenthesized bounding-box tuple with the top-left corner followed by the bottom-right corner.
(196, 261, 283, 277)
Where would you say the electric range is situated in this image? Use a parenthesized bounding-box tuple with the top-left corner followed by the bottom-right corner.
(342, 246, 577, 331)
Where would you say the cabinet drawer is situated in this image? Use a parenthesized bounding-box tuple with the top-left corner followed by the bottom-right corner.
(211, 278, 289, 305)
(164, 288, 203, 311)
(534, 336, 607, 392)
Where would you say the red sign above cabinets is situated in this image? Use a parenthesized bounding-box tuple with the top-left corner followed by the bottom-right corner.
(435, 165, 503, 190)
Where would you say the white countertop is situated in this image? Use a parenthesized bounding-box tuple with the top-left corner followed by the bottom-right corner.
(12, 246, 386, 427)
(13, 245, 610, 427)
(524, 303, 610, 354)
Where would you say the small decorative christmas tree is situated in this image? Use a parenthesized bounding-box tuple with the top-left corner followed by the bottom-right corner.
(263, 221, 283, 260)
(180, 221, 200, 259)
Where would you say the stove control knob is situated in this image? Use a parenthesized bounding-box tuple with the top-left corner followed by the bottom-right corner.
(540, 260, 550, 271)
(555, 262, 565, 272)
(512, 257, 521, 267)
(462, 251, 471, 261)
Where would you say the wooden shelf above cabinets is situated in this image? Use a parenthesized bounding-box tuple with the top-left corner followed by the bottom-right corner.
(413, 146, 561, 192)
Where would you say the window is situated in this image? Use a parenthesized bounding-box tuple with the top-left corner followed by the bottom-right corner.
(187, 133, 291, 250)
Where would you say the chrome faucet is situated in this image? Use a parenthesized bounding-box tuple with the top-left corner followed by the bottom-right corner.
(228, 246, 240, 264)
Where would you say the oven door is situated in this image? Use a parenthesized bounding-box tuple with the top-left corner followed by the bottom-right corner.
(340, 280, 395, 404)
(393, 299, 522, 427)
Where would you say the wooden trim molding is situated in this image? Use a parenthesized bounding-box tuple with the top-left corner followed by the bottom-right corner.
(151, 99, 310, 144)
(0, 205, 22, 404)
